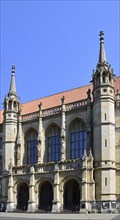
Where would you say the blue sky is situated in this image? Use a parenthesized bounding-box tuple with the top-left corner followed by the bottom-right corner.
(0, 0, 119, 109)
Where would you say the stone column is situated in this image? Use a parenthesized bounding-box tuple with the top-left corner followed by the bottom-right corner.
(80, 150, 88, 213)
(52, 164, 61, 212)
(61, 96, 66, 161)
(88, 151, 96, 213)
(16, 108, 22, 166)
(6, 162, 15, 212)
(37, 102, 43, 164)
(27, 166, 36, 212)
(86, 89, 92, 155)
(89, 150, 95, 202)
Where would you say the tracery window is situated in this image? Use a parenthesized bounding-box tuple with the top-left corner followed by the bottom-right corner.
(69, 119, 87, 159)
(46, 124, 61, 162)
(26, 129, 37, 164)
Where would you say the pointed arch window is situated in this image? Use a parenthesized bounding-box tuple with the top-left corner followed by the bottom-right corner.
(8, 100, 12, 110)
(46, 124, 61, 162)
(96, 74, 100, 85)
(102, 72, 107, 83)
(69, 119, 87, 159)
(26, 129, 37, 164)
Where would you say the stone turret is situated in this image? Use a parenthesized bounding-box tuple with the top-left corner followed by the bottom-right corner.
(2, 65, 21, 208)
(3, 65, 20, 171)
(92, 31, 116, 211)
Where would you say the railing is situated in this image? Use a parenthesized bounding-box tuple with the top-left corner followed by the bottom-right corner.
(22, 99, 87, 121)
(66, 99, 87, 111)
(12, 160, 82, 175)
(42, 106, 62, 116)
(22, 112, 39, 121)
(12, 165, 30, 175)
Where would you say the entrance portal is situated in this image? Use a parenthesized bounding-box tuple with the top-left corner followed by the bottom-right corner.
(17, 182, 29, 211)
(39, 181, 53, 211)
(64, 179, 80, 212)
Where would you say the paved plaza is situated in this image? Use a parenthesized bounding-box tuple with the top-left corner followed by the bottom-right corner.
(0, 213, 120, 220)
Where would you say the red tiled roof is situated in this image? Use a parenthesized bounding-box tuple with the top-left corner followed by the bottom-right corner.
(0, 111, 3, 125)
(0, 76, 120, 124)
(22, 83, 92, 115)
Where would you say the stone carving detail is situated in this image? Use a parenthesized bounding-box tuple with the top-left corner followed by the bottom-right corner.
(37, 137, 41, 160)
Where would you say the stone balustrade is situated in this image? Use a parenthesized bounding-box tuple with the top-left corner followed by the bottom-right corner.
(42, 106, 62, 116)
(22, 99, 87, 122)
(22, 112, 39, 121)
(12, 165, 30, 175)
(12, 160, 82, 175)
(66, 99, 87, 111)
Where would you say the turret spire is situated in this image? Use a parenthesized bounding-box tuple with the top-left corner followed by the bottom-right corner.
(9, 64, 17, 97)
(98, 31, 107, 64)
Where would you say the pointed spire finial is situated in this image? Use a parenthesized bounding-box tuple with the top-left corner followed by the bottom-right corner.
(99, 30, 104, 42)
(98, 30, 107, 64)
(12, 64, 15, 74)
(9, 64, 17, 97)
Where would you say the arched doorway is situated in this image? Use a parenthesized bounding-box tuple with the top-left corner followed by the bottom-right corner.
(64, 179, 80, 212)
(17, 182, 29, 211)
(39, 181, 53, 211)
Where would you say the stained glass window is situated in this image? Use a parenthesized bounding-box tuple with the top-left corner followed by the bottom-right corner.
(27, 139, 37, 164)
(70, 120, 87, 159)
(48, 135, 60, 162)
(46, 124, 61, 162)
(26, 129, 37, 164)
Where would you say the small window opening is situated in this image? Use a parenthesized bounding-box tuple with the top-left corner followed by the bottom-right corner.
(105, 177, 107, 186)
(105, 113, 107, 121)
(105, 139, 107, 147)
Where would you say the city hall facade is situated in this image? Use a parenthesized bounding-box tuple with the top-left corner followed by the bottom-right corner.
(0, 32, 120, 213)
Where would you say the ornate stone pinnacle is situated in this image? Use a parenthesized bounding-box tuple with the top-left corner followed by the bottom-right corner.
(61, 96, 65, 104)
(87, 89, 91, 98)
(38, 102, 42, 110)
(18, 106, 22, 114)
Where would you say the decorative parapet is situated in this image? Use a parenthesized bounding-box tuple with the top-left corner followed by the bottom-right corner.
(42, 106, 62, 116)
(22, 112, 39, 121)
(66, 99, 87, 111)
(12, 159, 82, 175)
(22, 99, 88, 122)
(12, 164, 30, 174)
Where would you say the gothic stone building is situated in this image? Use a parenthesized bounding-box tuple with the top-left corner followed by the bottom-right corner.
(0, 32, 120, 213)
